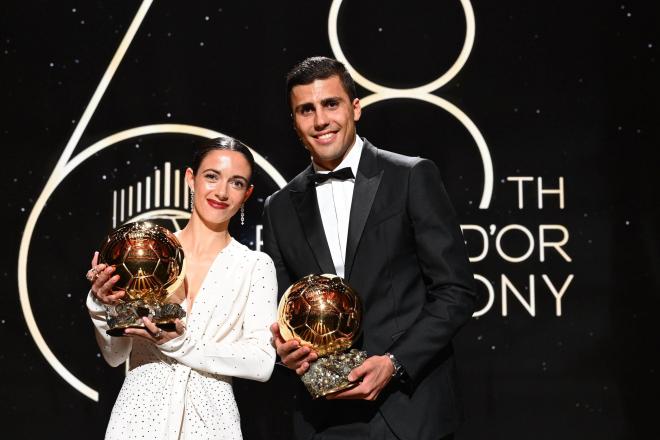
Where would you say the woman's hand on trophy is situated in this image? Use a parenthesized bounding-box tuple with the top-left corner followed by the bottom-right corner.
(89, 251, 124, 305)
(325, 355, 394, 401)
(270, 322, 318, 375)
(123, 317, 186, 345)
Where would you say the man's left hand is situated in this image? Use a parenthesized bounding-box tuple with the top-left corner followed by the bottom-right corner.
(325, 355, 394, 401)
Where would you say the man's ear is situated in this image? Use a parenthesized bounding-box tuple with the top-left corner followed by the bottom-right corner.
(352, 98, 362, 122)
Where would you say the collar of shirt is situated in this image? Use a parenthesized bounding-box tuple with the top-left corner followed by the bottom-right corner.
(310, 135, 362, 278)
(311, 135, 363, 181)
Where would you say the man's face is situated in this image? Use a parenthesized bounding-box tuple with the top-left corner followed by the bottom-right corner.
(290, 75, 361, 170)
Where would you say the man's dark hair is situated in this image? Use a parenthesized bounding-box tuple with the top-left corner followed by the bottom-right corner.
(285, 56, 358, 109)
(191, 135, 255, 183)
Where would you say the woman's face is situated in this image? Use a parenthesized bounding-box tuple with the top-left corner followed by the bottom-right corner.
(186, 149, 253, 227)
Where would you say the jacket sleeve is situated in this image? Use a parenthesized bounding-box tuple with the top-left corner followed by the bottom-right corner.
(386, 158, 477, 383)
(86, 292, 132, 367)
(158, 255, 278, 382)
(262, 194, 293, 297)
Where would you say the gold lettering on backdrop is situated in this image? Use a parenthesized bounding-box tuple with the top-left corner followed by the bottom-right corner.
(462, 177, 574, 317)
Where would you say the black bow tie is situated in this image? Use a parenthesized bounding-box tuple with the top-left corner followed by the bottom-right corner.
(307, 167, 355, 185)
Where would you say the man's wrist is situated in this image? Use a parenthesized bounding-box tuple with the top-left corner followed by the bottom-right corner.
(384, 352, 405, 378)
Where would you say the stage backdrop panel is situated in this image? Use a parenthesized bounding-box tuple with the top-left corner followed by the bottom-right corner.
(1, 1, 658, 438)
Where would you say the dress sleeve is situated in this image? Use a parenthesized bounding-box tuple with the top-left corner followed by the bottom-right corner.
(86, 291, 132, 367)
(159, 255, 278, 382)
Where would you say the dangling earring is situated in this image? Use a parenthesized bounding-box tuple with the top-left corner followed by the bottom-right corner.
(240, 204, 245, 225)
(190, 190, 194, 212)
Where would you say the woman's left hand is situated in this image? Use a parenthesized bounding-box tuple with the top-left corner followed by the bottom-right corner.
(124, 317, 186, 345)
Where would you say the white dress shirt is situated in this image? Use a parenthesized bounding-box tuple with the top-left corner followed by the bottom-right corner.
(312, 135, 364, 278)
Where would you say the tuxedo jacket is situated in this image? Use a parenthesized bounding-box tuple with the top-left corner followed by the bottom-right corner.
(262, 139, 477, 440)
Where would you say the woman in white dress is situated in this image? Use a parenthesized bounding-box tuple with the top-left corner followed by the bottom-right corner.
(85, 136, 277, 440)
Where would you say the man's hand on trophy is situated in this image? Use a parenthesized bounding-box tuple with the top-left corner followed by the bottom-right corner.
(325, 355, 394, 401)
(123, 317, 186, 345)
(89, 251, 125, 305)
(270, 322, 318, 375)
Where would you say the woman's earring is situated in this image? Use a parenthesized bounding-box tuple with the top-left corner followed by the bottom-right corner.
(240, 204, 245, 225)
(190, 190, 194, 212)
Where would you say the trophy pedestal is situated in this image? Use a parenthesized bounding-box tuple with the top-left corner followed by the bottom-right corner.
(301, 349, 367, 399)
(106, 300, 186, 336)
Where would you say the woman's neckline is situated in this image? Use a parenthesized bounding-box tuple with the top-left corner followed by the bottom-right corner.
(174, 230, 234, 255)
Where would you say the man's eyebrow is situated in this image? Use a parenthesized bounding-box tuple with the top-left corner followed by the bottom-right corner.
(294, 102, 314, 113)
(294, 96, 343, 112)
(320, 96, 342, 105)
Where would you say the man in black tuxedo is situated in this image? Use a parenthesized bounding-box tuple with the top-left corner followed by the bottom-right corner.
(264, 56, 477, 440)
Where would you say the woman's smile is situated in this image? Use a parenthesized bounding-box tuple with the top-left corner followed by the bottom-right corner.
(207, 199, 229, 209)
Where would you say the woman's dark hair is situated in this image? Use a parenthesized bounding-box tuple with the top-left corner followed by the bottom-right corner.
(285, 56, 357, 109)
(192, 136, 256, 182)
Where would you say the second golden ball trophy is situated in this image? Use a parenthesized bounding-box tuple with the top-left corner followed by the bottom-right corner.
(277, 274, 366, 398)
(98, 221, 186, 336)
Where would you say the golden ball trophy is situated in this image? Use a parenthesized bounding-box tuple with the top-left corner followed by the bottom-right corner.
(98, 221, 186, 336)
(277, 274, 366, 398)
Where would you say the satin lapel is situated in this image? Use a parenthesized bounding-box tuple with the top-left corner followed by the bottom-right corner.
(345, 141, 383, 281)
(289, 173, 336, 275)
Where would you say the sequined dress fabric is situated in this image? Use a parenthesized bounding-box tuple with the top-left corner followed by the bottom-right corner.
(87, 239, 277, 439)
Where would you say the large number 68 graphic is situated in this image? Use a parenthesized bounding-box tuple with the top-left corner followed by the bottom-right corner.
(328, 0, 493, 209)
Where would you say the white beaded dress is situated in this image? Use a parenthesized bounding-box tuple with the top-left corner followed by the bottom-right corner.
(87, 239, 277, 440)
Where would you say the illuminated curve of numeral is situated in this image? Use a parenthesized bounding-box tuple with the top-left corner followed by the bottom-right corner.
(328, 0, 493, 209)
(18, 0, 286, 401)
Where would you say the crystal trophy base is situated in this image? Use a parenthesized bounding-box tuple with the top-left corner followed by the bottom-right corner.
(301, 349, 368, 399)
(106, 300, 186, 336)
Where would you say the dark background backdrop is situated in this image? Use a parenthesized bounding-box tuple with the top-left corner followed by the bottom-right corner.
(1, 1, 658, 438)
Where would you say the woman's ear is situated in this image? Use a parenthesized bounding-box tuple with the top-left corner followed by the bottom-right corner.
(244, 185, 254, 203)
(184, 167, 195, 191)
